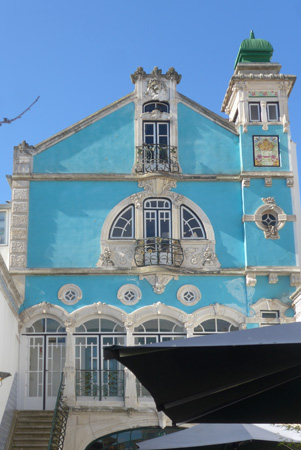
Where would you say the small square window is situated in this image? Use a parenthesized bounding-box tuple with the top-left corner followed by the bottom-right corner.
(267, 103, 279, 122)
(260, 310, 279, 319)
(0, 212, 7, 245)
(260, 310, 280, 326)
(249, 103, 260, 122)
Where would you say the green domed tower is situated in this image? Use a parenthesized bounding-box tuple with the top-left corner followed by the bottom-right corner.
(234, 31, 274, 68)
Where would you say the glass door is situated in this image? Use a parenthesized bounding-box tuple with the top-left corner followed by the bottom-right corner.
(144, 199, 172, 265)
(26, 335, 66, 410)
(143, 122, 170, 171)
(45, 336, 66, 409)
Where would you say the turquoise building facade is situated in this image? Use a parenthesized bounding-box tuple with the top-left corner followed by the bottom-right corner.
(5, 35, 301, 449)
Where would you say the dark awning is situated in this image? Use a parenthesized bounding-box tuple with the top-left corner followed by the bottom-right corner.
(105, 322, 301, 424)
(138, 424, 301, 450)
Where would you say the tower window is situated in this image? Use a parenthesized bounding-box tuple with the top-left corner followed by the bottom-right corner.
(249, 103, 261, 122)
(267, 103, 279, 122)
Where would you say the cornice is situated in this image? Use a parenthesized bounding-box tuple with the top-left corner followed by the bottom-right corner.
(9, 266, 300, 277)
(33, 92, 136, 154)
(11, 171, 293, 182)
(222, 73, 296, 112)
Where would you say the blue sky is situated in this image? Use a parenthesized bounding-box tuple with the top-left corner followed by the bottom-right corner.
(0, 0, 300, 203)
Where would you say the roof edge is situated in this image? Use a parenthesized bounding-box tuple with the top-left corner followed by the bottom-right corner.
(177, 92, 238, 135)
(34, 92, 136, 155)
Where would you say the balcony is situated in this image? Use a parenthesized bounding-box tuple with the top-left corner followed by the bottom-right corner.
(75, 369, 124, 400)
(136, 144, 179, 174)
(134, 237, 184, 267)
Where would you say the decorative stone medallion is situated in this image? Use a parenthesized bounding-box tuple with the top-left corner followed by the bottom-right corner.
(117, 284, 142, 305)
(58, 284, 82, 305)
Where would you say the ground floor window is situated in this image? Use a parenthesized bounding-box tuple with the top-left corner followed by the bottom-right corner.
(74, 319, 126, 400)
(24, 318, 66, 410)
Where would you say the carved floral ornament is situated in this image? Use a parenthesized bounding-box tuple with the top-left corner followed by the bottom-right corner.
(243, 197, 296, 240)
(131, 66, 181, 85)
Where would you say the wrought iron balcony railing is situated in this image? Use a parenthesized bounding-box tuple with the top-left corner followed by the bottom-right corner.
(134, 237, 184, 267)
(136, 144, 179, 173)
(75, 369, 124, 400)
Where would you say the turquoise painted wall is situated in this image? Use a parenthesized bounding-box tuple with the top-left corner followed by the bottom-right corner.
(240, 125, 290, 172)
(177, 103, 240, 174)
(242, 178, 296, 266)
(177, 182, 244, 267)
(33, 103, 135, 173)
(27, 181, 140, 268)
(22, 274, 294, 318)
(27, 180, 245, 268)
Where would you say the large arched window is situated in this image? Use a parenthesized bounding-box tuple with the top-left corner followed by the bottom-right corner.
(98, 189, 220, 271)
(193, 318, 239, 334)
(110, 205, 134, 239)
(74, 318, 126, 400)
(180, 206, 206, 239)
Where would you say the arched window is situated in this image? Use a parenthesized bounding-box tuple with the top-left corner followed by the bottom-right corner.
(74, 318, 126, 400)
(180, 206, 206, 239)
(110, 205, 134, 239)
(143, 102, 169, 113)
(194, 318, 239, 334)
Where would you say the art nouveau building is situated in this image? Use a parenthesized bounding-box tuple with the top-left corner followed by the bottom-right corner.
(1, 33, 301, 449)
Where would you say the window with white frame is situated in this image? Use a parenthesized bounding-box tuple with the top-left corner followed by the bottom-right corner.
(181, 206, 206, 239)
(267, 102, 279, 122)
(260, 310, 280, 326)
(249, 103, 261, 122)
(74, 318, 126, 400)
(193, 318, 239, 334)
(143, 102, 169, 113)
(110, 205, 134, 239)
(249, 102, 279, 123)
(0, 211, 7, 245)
(24, 319, 66, 404)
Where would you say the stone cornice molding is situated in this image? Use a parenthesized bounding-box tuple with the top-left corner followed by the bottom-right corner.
(222, 73, 296, 112)
(10, 266, 300, 277)
(0, 253, 22, 316)
(11, 171, 293, 182)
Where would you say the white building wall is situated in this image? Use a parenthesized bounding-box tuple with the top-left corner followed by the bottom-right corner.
(0, 255, 20, 449)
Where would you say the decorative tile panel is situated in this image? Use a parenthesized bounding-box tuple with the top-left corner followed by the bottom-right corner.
(248, 90, 278, 97)
(253, 136, 280, 167)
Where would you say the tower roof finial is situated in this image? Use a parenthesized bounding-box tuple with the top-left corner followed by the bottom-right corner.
(234, 31, 273, 69)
